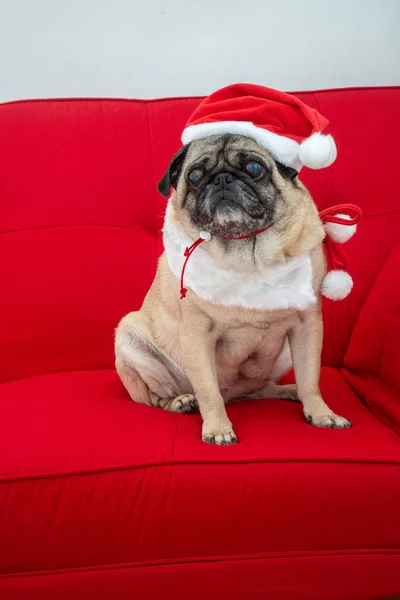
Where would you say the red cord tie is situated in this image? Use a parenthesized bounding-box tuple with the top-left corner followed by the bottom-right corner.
(180, 238, 205, 299)
(319, 203, 362, 226)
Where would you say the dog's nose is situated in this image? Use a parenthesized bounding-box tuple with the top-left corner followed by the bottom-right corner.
(212, 172, 234, 188)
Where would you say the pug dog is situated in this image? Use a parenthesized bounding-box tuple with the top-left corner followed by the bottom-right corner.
(115, 133, 351, 444)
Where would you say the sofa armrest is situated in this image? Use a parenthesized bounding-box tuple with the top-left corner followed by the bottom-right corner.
(342, 240, 400, 434)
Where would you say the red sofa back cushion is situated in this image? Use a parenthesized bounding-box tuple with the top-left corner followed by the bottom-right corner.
(0, 88, 399, 382)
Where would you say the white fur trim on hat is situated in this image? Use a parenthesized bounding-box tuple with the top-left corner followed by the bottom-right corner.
(299, 133, 337, 169)
(321, 270, 353, 300)
(324, 214, 357, 244)
(182, 121, 303, 171)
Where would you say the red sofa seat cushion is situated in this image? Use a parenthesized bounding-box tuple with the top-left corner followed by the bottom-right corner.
(1, 367, 399, 577)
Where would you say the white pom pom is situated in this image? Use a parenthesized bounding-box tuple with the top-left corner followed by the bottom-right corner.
(299, 133, 337, 169)
(324, 214, 357, 244)
(321, 270, 353, 300)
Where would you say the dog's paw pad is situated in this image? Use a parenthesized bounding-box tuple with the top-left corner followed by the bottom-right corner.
(306, 412, 351, 428)
(172, 394, 198, 414)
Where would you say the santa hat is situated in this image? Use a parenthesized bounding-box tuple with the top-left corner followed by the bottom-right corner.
(319, 205, 362, 301)
(182, 83, 337, 171)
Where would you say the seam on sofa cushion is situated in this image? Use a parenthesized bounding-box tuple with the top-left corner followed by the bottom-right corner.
(0, 223, 156, 237)
(1, 547, 399, 580)
(0, 366, 113, 386)
(0, 456, 399, 485)
(144, 101, 158, 236)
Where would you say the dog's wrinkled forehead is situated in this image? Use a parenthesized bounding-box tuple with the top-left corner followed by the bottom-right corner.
(185, 134, 274, 170)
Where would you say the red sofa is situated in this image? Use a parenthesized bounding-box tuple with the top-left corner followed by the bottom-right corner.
(0, 87, 399, 600)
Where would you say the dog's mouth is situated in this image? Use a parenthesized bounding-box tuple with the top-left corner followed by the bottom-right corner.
(190, 175, 272, 236)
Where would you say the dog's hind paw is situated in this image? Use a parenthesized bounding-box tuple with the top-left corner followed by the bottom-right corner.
(171, 394, 198, 414)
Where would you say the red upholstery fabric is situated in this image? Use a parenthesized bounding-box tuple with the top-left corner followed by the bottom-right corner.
(0, 88, 400, 599)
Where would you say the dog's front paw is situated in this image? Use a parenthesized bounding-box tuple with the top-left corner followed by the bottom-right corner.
(305, 410, 351, 429)
(202, 423, 237, 445)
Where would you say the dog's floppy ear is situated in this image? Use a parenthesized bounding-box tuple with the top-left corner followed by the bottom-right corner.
(276, 161, 298, 181)
(158, 145, 190, 197)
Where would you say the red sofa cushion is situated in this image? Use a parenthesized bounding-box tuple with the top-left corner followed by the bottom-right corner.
(0, 99, 159, 383)
(0, 367, 399, 597)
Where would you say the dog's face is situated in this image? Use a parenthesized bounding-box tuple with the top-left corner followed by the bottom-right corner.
(158, 134, 299, 238)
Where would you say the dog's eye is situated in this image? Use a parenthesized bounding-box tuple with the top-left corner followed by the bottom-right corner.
(246, 161, 264, 178)
(188, 168, 203, 188)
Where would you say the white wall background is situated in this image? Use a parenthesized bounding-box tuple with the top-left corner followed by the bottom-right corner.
(0, 0, 399, 102)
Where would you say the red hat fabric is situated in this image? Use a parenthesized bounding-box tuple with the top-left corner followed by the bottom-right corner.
(182, 83, 337, 171)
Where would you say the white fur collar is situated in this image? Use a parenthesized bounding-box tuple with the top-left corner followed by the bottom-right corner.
(163, 204, 316, 311)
